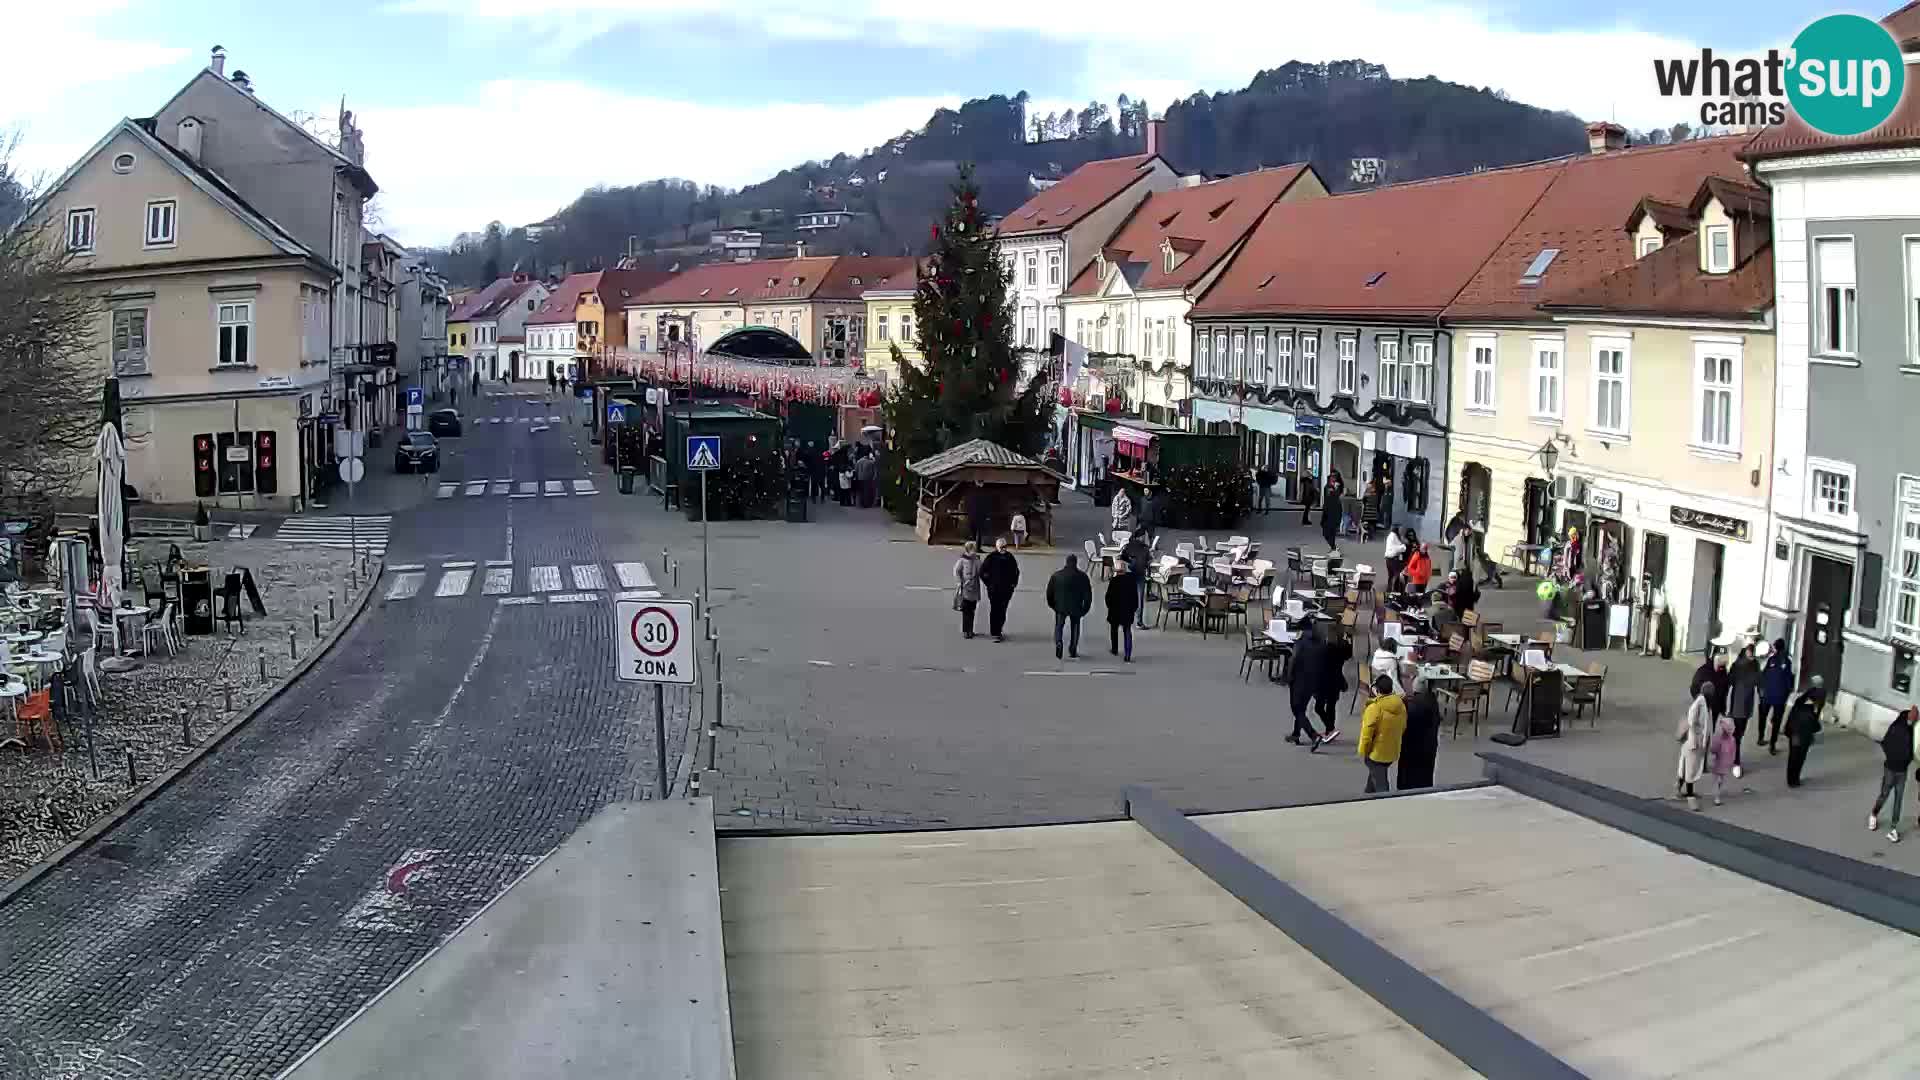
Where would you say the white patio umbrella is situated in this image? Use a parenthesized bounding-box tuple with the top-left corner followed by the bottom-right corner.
(94, 422, 127, 646)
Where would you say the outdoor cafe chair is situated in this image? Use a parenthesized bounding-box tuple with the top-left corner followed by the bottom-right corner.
(1197, 591, 1233, 639)
(1240, 627, 1286, 683)
(1438, 662, 1495, 738)
(142, 602, 178, 658)
(1285, 548, 1306, 591)
(1159, 585, 1199, 631)
(1084, 539, 1108, 580)
(1113, 530, 1132, 546)
(1175, 542, 1196, 565)
(1228, 535, 1251, 548)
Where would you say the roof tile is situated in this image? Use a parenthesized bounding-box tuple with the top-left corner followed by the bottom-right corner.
(527, 271, 602, 325)
(1539, 230, 1773, 320)
(1062, 166, 1314, 298)
(996, 154, 1161, 237)
(1745, 4, 1920, 160)
(622, 255, 913, 307)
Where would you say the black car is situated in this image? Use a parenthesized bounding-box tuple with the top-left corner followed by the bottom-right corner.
(427, 408, 462, 437)
(395, 431, 439, 473)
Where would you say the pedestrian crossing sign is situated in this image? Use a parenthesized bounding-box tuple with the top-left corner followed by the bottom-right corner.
(687, 435, 721, 471)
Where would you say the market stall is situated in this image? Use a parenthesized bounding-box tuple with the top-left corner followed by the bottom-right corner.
(906, 440, 1062, 546)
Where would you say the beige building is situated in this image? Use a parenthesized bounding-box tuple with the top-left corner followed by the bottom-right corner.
(860, 260, 922, 384)
(31, 117, 335, 510)
(1447, 173, 1775, 654)
(622, 255, 913, 365)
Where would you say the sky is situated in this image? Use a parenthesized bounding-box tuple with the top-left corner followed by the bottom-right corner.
(3, 0, 1836, 248)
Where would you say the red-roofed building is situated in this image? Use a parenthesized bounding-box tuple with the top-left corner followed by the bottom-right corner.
(448, 274, 550, 380)
(524, 272, 601, 381)
(619, 255, 914, 366)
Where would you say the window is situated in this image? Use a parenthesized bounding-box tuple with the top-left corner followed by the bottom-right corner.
(1001, 257, 1015, 282)
(144, 200, 176, 247)
(1704, 225, 1732, 273)
(1251, 331, 1267, 384)
(1807, 459, 1856, 525)
(1024, 306, 1036, 347)
(1908, 239, 1920, 365)
(1377, 339, 1400, 399)
(1115, 319, 1126, 355)
(1895, 479, 1920, 643)
(900, 312, 912, 343)
(1047, 251, 1061, 285)
(112, 308, 149, 375)
(1637, 235, 1662, 258)
(1026, 254, 1037, 286)
(1591, 337, 1630, 434)
(1156, 320, 1167, 357)
(1214, 331, 1229, 381)
(527, 298, 536, 311)
(1336, 335, 1356, 395)
(1044, 308, 1059, 344)
(112, 153, 136, 174)
(1408, 339, 1433, 404)
(1231, 331, 1246, 381)
(876, 314, 889, 341)
(1468, 335, 1496, 409)
(1299, 333, 1320, 390)
(67, 208, 95, 253)
(218, 301, 253, 366)
(1530, 338, 1563, 419)
(1815, 237, 1857, 356)
(1196, 328, 1211, 377)
(1693, 341, 1740, 452)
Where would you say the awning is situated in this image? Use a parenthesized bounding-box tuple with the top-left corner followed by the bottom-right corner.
(1191, 398, 1234, 425)
(1241, 408, 1296, 437)
(1114, 427, 1155, 449)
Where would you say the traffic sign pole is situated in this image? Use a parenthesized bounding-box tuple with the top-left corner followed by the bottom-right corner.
(655, 682, 667, 799)
(701, 469, 710, 610)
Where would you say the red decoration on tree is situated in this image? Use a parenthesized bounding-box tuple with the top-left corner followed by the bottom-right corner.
(1059, 386, 1075, 406)
(931, 225, 941, 241)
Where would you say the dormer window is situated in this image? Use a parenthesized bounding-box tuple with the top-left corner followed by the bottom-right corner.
(766, 277, 777, 288)
(1162, 243, 1173, 274)
(1637, 235, 1662, 258)
(1519, 248, 1560, 286)
(1704, 225, 1733, 273)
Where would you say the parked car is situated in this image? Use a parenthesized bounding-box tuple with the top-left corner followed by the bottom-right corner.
(395, 431, 440, 473)
(427, 408, 462, 437)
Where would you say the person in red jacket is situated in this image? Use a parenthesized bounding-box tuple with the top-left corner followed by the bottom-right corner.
(1403, 543, 1434, 595)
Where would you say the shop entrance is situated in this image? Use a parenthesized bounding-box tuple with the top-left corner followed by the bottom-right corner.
(1800, 553, 1852, 693)
(1330, 439, 1359, 489)
(1686, 538, 1726, 653)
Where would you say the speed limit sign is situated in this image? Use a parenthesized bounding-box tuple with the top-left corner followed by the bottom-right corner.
(615, 599, 696, 684)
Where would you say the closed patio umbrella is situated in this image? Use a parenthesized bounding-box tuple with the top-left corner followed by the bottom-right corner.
(94, 421, 128, 664)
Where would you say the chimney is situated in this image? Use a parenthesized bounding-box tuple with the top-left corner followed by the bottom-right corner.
(231, 70, 253, 94)
(795, 240, 807, 259)
(1586, 121, 1628, 154)
(210, 45, 226, 77)
(177, 117, 203, 161)
(1145, 117, 1165, 157)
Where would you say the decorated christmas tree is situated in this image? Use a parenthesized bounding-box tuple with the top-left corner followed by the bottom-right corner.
(881, 166, 1051, 521)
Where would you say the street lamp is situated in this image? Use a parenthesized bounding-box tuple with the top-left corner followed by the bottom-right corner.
(1535, 437, 1559, 475)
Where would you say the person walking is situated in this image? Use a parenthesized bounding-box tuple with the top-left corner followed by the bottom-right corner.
(1383, 527, 1409, 592)
(1121, 534, 1151, 629)
(1404, 543, 1434, 596)
(1255, 465, 1276, 514)
(1110, 485, 1135, 536)
(1105, 557, 1139, 662)
(1311, 628, 1352, 747)
(1870, 705, 1916, 842)
(805, 443, 828, 503)
(1045, 554, 1092, 660)
(1758, 638, 1794, 753)
(1397, 676, 1441, 790)
(952, 541, 983, 640)
(1784, 678, 1827, 788)
(980, 538, 1021, 643)
(1677, 690, 1712, 810)
(853, 447, 878, 509)
(1358, 675, 1406, 793)
(1445, 509, 1473, 581)
(1287, 623, 1328, 748)
(1725, 643, 1761, 778)
(1319, 470, 1344, 553)
(1300, 471, 1319, 526)
(546, 368, 558, 398)
(1691, 653, 1731, 725)
(1369, 637, 1404, 695)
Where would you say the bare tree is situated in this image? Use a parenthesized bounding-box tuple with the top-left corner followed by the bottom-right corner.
(0, 142, 105, 573)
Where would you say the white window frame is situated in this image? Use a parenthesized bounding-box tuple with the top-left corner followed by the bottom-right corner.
(1467, 334, 1496, 411)
(1214, 331, 1229, 381)
(1025, 253, 1038, 286)
(1272, 331, 1293, 387)
(217, 300, 254, 367)
(1906, 236, 1920, 367)
(144, 199, 177, 248)
(1376, 338, 1400, 400)
(875, 313, 889, 341)
(1895, 477, 1920, 644)
(1589, 335, 1631, 436)
(1231, 330, 1247, 382)
(1196, 327, 1212, 378)
(1814, 236, 1857, 358)
(1637, 235, 1662, 258)
(1047, 250, 1061, 285)
(901, 312, 914, 343)
(1336, 335, 1357, 395)
(1141, 318, 1153, 358)
(1691, 337, 1742, 455)
(1529, 336, 1564, 421)
(1299, 333, 1320, 391)
(67, 207, 95, 253)
(1806, 457, 1858, 531)
(112, 307, 149, 376)
(1704, 224, 1732, 273)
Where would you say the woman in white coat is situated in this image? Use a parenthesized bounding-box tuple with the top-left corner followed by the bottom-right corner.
(1677, 693, 1712, 811)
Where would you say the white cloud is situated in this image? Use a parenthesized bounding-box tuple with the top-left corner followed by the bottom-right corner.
(389, 0, 1759, 132)
(353, 81, 957, 246)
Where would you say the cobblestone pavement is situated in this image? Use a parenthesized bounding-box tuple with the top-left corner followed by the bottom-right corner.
(1, 540, 367, 884)
(0, 395, 694, 1080)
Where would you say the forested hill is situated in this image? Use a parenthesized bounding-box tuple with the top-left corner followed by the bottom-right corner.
(424, 61, 1593, 287)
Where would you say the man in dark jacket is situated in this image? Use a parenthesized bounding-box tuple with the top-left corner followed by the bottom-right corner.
(1785, 680, 1827, 788)
(1758, 638, 1794, 752)
(979, 539, 1021, 643)
(1300, 472, 1319, 526)
(1105, 558, 1140, 661)
(1255, 466, 1276, 514)
(1398, 677, 1442, 789)
(1287, 625, 1326, 747)
(1045, 555, 1092, 660)
(1121, 535, 1152, 629)
(1870, 705, 1916, 842)
(1310, 626, 1352, 747)
(1690, 654, 1731, 721)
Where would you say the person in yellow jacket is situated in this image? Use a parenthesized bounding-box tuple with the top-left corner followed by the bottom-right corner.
(1358, 675, 1407, 794)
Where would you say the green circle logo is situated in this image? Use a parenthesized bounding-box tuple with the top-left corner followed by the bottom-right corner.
(1787, 14, 1905, 137)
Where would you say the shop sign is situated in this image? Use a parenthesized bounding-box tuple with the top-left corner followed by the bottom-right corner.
(1294, 415, 1325, 435)
(257, 374, 294, 390)
(1671, 505, 1750, 542)
(299, 394, 313, 418)
(1587, 486, 1622, 514)
(1384, 431, 1418, 458)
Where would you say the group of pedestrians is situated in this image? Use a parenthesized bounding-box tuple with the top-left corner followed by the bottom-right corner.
(952, 542, 1145, 661)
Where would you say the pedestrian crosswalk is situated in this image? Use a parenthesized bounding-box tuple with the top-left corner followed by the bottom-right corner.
(272, 515, 391, 556)
(382, 560, 662, 605)
(436, 478, 598, 500)
(477, 415, 565, 424)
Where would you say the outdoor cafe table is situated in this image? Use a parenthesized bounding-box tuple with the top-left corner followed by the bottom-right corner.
(113, 605, 150, 657)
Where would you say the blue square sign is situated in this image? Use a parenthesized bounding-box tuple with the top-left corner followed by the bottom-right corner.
(607, 404, 626, 425)
(406, 386, 424, 407)
(687, 435, 721, 471)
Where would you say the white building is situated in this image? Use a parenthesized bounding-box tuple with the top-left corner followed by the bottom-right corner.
(452, 275, 549, 381)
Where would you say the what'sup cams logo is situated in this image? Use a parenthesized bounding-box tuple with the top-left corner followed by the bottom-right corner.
(1653, 13, 1906, 136)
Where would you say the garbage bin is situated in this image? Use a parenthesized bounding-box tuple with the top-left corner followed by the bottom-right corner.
(1578, 600, 1607, 650)
(180, 568, 214, 635)
(618, 469, 636, 495)
(1092, 479, 1113, 508)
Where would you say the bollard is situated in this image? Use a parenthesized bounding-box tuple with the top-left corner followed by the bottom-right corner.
(223, 684, 234, 713)
(672, 560, 679, 589)
(313, 605, 321, 639)
(329, 593, 336, 621)
(694, 591, 701, 620)
(258, 647, 267, 682)
(181, 708, 193, 747)
(126, 750, 137, 787)
(661, 546, 669, 575)
(289, 627, 298, 661)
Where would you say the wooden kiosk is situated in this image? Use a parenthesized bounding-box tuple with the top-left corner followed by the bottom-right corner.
(907, 439, 1062, 545)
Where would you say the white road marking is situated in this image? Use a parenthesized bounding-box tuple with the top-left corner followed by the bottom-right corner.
(385, 573, 424, 600)
(615, 589, 661, 600)
(808, 660, 834, 667)
(508, 493, 537, 500)
(570, 564, 606, 590)
(529, 566, 561, 592)
(517, 481, 538, 495)
(442, 560, 476, 569)
(485, 558, 512, 567)
(490, 480, 511, 495)
(482, 568, 513, 595)
(530, 425, 550, 433)
(547, 592, 598, 603)
(548, 415, 562, 422)
(464, 481, 486, 496)
(543, 480, 564, 496)
(434, 569, 473, 597)
(497, 596, 540, 606)
(435, 483, 456, 499)
(386, 563, 425, 572)
(572, 479, 596, 494)
(613, 562, 654, 588)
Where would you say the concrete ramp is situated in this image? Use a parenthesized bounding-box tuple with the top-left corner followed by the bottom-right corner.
(718, 820, 1479, 1078)
(283, 798, 735, 1080)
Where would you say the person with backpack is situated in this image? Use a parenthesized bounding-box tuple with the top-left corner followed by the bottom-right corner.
(1869, 706, 1916, 843)
(1045, 554, 1092, 660)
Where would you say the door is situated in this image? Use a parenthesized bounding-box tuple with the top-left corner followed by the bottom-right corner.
(1330, 439, 1359, 488)
(1687, 539, 1725, 653)
(1800, 553, 1852, 693)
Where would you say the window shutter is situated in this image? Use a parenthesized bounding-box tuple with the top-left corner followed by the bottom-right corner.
(1860, 550, 1884, 629)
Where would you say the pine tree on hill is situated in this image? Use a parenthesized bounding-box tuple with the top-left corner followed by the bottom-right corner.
(881, 165, 1050, 522)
